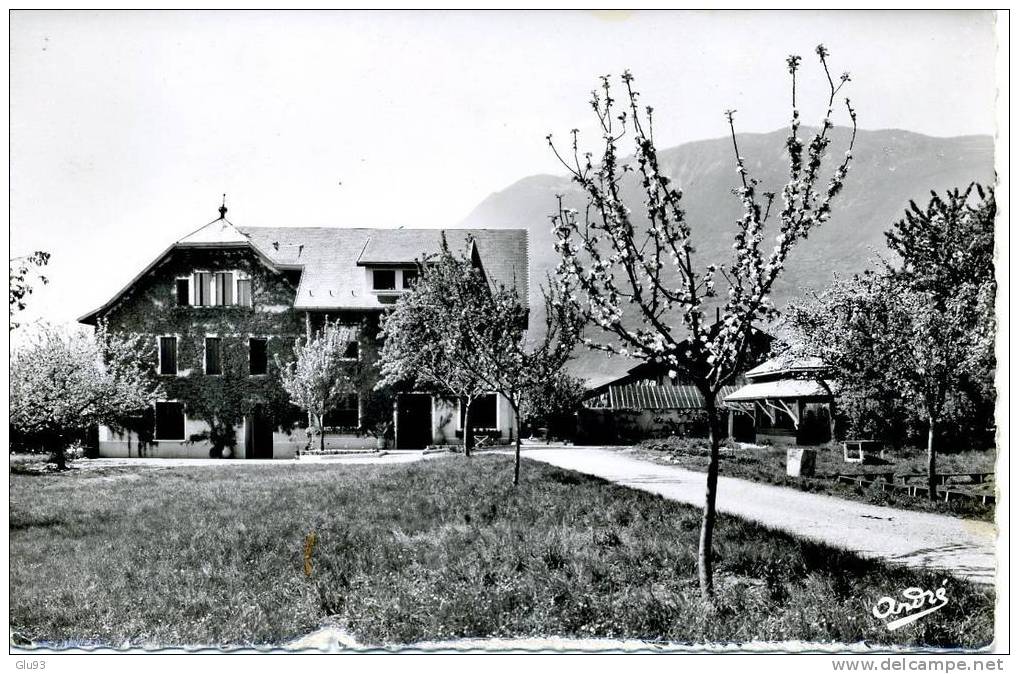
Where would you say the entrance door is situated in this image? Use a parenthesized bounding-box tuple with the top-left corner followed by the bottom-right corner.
(246, 404, 274, 459)
(396, 394, 432, 449)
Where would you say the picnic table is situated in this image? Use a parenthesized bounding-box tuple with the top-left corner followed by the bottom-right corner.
(842, 439, 886, 463)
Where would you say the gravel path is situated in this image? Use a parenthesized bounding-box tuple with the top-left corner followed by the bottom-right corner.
(517, 447, 998, 585)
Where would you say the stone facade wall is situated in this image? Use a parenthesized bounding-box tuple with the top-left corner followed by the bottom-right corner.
(98, 247, 310, 458)
(93, 244, 520, 458)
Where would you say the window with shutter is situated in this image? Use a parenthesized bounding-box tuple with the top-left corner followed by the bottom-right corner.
(323, 394, 360, 429)
(215, 272, 233, 305)
(159, 336, 178, 375)
(372, 269, 396, 290)
(236, 279, 252, 307)
(249, 338, 268, 375)
(205, 337, 222, 375)
(154, 401, 186, 440)
(461, 394, 498, 429)
(343, 341, 359, 360)
(194, 272, 213, 306)
(176, 278, 190, 306)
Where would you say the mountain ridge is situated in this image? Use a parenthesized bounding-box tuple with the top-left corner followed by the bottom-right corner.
(459, 127, 995, 386)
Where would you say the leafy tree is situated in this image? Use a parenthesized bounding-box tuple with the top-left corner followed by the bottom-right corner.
(277, 321, 359, 451)
(548, 47, 856, 598)
(886, 183, 997, 432)
(378, 237, 583, 478)
(467, 281, 584, 484)
(789, 185, 996, 499)
(10, 322, 162, 469)
(430, 277, 585, 483)
(521, 371, 586, 441)
(346, 318, 396, 445)
(9, 251, 50, 331)
(885, 184, 995, 295)
(377, 237, 496, 457)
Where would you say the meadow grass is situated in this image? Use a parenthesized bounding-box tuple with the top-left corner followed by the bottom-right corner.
(9, 454, 994, 648)
(634, 439, 996, 521)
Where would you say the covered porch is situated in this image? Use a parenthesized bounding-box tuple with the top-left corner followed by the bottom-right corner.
(724, 379, 834, 446)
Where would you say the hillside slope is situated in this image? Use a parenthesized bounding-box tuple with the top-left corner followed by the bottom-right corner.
(460, 127, 995, 385)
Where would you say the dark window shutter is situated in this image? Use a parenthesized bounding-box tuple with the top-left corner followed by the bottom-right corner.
(249, 338, 268, 375)
(155, 402, 185, 440)
(462, 394, 498, 429)
(176, 279, 190, 306)
(159, 337, 177, 375)
(474, 394, 498, 429)
(205, 337, 222, 375)
(344, 341, 359, 359)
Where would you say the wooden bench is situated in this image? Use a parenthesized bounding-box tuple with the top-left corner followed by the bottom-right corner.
(939, 471, 994, 485)
(834, 474, 996, 504)
(940, 488, 997, 505)
(895, 472, 994, 485)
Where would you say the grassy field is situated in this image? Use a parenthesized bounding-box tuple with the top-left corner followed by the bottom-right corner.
(9, 454, 994, 649)
(633, 439, 997, 521)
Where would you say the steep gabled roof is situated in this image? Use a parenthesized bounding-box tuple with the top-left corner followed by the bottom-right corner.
(177, 217, 250, 246)
(78, 215, 284, 324)
(240, 227, 528, 310)
(79, 219, 530, 322)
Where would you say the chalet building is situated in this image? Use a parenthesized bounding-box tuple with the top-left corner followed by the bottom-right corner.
(723, 355, 834, 445)
(79, 204, 528, 459)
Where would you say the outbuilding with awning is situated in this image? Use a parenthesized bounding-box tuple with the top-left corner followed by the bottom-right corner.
(723, 355, 835, 446)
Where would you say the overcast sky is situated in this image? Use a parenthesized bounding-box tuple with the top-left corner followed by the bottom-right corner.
(10, 10, 999, 328)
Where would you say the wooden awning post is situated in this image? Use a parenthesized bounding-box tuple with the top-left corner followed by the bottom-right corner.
(774, 399, 801, 429)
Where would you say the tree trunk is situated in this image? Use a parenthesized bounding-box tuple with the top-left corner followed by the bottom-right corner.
(304, 410, 314, 456)
(826, 397, 838, 443)
(463, 399, 473, 458)
(319, 413, 326, 452)
(512, 402, 522, 486)
(697, 397, 721, 600)
(53, 445, 67, 471)
(927, 416, 937, 501)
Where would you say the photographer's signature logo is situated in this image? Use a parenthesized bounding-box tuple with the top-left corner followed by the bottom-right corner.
(872, 580, 949, 631)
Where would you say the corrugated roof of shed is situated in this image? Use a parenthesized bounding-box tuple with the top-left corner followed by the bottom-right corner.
(585, 383, 740, 411)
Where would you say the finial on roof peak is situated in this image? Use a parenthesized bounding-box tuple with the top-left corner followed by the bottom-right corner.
(219, 193, 228, 220)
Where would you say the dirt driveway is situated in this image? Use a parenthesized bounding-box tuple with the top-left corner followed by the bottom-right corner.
(518, 447, 997, 586)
